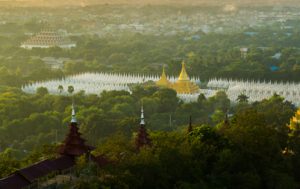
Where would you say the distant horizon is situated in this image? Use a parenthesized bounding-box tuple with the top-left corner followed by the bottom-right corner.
(1, 0, 300, 7)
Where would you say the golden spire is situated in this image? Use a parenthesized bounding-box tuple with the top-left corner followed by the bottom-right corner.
(156, 65, 172, 87)
(173, 61, 200, 94)
(178, 61, 190, 81)
(155, 62, 200, 94)
(161, 66, 167, 79)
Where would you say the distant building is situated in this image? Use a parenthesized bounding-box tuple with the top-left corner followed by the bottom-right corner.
(156, 62, 200, 94)
(21, 29, 76, 49)
(42, 57, 70, 70)
(272, 52, 282, 60)
(240, 48, 249, 59)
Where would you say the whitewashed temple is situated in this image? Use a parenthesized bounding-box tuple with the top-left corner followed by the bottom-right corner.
(21, 29, 76, 49)
(21, 72, 300, 106)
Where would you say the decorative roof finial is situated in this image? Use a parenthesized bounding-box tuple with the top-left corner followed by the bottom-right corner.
(71, 103, 77, 123)
(178, 61, 190, 81)
(140, 102, 145, 126)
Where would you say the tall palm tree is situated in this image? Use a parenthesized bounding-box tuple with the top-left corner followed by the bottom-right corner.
(68, 85, 74, 95)
(58, 85, 64, 94)
(237, 93, 249, 103)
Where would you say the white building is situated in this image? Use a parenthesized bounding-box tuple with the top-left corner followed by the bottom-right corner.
(21, 30, 76, 49)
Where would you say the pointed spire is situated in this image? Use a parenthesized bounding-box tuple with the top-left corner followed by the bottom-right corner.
(173, 61, 200, 94)
(162, 65, 166, 77)
(156, 65, 172, 87)
(140, 103, 145, 126)
(135, 104, 151, 151)
(178, 61, 190, 81)
(58, 104, 94, 157)
(71, 103, 77, 123)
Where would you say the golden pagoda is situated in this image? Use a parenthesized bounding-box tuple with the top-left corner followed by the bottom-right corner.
(289, 109, 300, 131)
(156, 66, 172, 88)
(172, 61, 200, 94)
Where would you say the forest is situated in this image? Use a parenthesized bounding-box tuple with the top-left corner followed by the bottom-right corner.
(0, 86, 298, 188)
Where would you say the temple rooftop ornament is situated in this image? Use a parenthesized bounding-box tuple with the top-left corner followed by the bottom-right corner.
(178, 61, 190, 81)
(173, 61, 200, 94)
(58, 104, 93, 157)
(135, 104, 151, 150)
(156, 66, 172, 87)
(140, 103, 145, 125)
(71, 104, 77, 123)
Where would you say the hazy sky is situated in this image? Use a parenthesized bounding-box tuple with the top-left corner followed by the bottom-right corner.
(0, 0, 299, 6)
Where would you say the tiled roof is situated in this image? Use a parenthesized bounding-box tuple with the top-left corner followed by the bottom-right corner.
(22, 30, 75, 47)
(16, 159, 54, 182)
(0, 155, 75, 189)
(0, 174, 30, 189)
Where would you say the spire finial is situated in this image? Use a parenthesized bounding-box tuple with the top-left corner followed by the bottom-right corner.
(178, 60, 190, 81)
(140, 102, 145, 126)
(71, 103, 77, 123)
(162, 65, 167, 77)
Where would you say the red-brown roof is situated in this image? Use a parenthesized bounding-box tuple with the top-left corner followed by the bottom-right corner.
(16, 159, 54, 183)
(0, 174, 30, 189)
(0, 155, 75, 189)
(50, 155, 75, 171)
(58, 122, 93, 157)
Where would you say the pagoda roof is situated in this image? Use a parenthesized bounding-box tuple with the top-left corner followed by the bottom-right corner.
(58, 122, 93, 157)
(0, 155, 75, 189)
(173, 61, 200, 94)
(48, 155, 75, 171)
(178, 61, 190, 81)
(156, 66, 172, 87)
(21, 30, 75, 47)
(0, 174, 30, 189)
(135, 125, 151, 150)
(16, 159, 54, 183)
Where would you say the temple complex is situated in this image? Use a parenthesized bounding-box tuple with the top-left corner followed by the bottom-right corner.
(0, 105, 103, 189)
(21, 29, 76, 49)
(156, 61, 200, 94)
(0, 104, 154, 188)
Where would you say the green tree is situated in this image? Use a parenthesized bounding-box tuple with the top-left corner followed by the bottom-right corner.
(58, 85, 64, 94)
(36, 87, 48, 96)
(68, 85, 75, 95)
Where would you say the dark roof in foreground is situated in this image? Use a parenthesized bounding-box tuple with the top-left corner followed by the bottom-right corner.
(0, 174, 30, 189)
(16, 159, 54, 183)
(0, 155, 75, 189)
